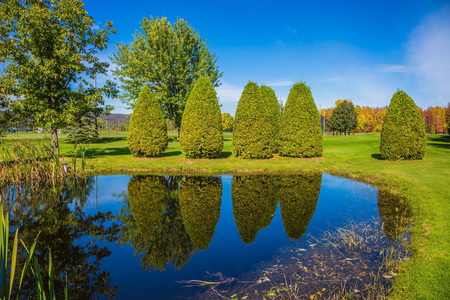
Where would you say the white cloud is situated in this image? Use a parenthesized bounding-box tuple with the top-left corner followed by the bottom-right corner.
(216, 81, 243, 115)
(376, 64, 410, 73)
(314, 77, 345, 82)
(92, 24, 100, 30)
(406, 5, 450, 105)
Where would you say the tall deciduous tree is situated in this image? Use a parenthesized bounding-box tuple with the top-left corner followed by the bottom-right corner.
(0, 0, 118, 155)
(329, 100, 358, 134)
(111, 17, 222, 139)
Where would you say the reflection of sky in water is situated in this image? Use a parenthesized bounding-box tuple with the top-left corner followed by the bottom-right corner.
(42, 173, 383, 299)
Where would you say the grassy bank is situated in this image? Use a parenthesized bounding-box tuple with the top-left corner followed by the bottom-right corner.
(1, 132, 449, 299)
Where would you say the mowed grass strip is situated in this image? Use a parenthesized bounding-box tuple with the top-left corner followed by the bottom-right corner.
(1, 131, 449, 299)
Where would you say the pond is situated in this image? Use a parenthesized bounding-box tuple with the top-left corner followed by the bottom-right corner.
(1, 173, 411, 299)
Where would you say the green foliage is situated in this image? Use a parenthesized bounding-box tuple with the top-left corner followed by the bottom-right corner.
(446, 123, 450, 136)
(128, 86, 168, 157)
(260, 85, 281, 153)
(179, 176, 222, 250)
(3, 178, 118, 299)
(377, 190, 412, 241)
(329, 100, 358, 134)
(278, 173, 322, 239)
(122, 175, 195, 271)
(430, 125, 436, 135)
(233, 82, 273, 158)
(180, 77, 223, 158)
(111, 17, 222, 135)
(380, 90, 426, 160)
(231, 176, 277, 243)
(0, 0, 117, 154)
(222, 113, 234, 132)
(278, 82, 323, 158)
(128, 176, 169, 238)
(64, 116, 99, 145)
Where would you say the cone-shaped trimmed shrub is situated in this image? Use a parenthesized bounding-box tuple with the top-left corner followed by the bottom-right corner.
(180, 77, 223, 158)
(128, 86, 168, 157)
(380, 90, 426, 160)
(179, 176, 222, 250)
(233, 82, 272, 158)
(278, 82, 323, 157)
(260, 85, 281, 153)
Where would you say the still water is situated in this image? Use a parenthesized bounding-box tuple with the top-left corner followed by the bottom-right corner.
(2, 173, 411, 299)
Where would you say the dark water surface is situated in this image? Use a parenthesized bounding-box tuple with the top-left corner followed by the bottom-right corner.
(2, 173, 411, 299)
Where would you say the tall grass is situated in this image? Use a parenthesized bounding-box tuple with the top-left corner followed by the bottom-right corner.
(0, 203, 68, 300)
(0, 139, 83, 185)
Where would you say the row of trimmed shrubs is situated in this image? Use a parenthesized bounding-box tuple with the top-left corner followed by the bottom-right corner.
(128, 77, 426, 161)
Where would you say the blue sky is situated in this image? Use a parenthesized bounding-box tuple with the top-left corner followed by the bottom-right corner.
(85, 0, 450, 115)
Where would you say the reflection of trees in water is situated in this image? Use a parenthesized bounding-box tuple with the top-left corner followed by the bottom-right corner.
(179, 176, 222, 250)
(377, 190, 412, 241)
(2, 177, 119, 299)
(118, 175, 195, 271)
(278, 173, 322, 239)
(232, 175, 278, 244)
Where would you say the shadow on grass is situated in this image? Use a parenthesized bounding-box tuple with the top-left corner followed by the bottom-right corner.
(427, 135, 450, 143)
(85, 147, 131, 157)
(90, 137, 127, 144)
(371, 154, 383, 160)
(160, 151, 182, 157)
(217, 151, 232, 159)
(428, 143, 450, 149)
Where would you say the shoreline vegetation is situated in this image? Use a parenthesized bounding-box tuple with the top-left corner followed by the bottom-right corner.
(1, 131, 449, 299)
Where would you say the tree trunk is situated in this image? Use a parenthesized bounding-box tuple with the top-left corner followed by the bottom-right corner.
(51, 129, 59, 157)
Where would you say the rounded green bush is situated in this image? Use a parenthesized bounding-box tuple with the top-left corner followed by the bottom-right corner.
(233, 82, 272, 158)
(180, 77, 223, 158)
(278, 82, 323, 157)
(260, 85, 281, 153)
(278, 173, 322, 239)
(179, 176, 222, 250)
(380, 90, 426, 160)
(128, 86, 168, 157)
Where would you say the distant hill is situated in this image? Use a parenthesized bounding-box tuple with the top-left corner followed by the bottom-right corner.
(99, 113, 130, 123)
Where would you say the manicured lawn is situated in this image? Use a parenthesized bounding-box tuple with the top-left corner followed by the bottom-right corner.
(1, 131, 449, 299)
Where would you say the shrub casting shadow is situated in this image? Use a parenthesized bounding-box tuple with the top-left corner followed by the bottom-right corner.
(371, 154, 383, 160)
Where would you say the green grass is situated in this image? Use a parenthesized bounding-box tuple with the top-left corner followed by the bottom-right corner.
(1, 131, 449, 299)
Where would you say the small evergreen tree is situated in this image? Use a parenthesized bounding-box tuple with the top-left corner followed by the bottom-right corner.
(233, 82, 272, 158)
(328, 100, 358, 134)
(260, 85, 281, 153)
(180, 77, 223, 158)
(128, 86, 168, 157)
(278, 82, 323, 157)
(380, 90, 426, 160)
